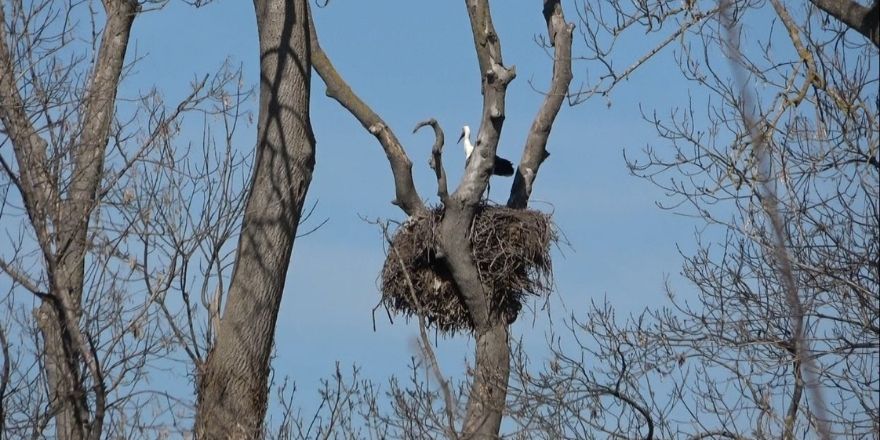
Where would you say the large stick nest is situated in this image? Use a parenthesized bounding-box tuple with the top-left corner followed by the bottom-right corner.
(381, 205, 556, 333)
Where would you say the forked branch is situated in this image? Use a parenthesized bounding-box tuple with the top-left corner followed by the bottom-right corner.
(413, 119, 449, 204)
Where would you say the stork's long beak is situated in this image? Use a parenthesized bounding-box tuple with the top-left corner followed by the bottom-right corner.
(457, 130, 465, 144)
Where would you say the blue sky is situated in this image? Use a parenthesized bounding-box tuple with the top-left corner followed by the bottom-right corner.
(126, 0, 709, 410)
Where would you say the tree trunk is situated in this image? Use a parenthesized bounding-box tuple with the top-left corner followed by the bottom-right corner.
(463, 323, 510, 438)
(35, 306, 87, 440)
(194, 0, 314, 437)
(439, 198, 511, 439)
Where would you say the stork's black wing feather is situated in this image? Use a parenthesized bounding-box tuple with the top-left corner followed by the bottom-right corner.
(493, 156, 514, 176)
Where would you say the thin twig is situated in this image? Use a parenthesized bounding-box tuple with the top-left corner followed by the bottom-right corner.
(0, 325, 9, 439)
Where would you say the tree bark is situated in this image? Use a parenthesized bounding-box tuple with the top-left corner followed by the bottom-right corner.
(449, 2, 573, 436)
(462, 323, 510, 438)
(414, 119, 449, 204)
(194, 0, 315, 437)
(426, 3, 518, 437)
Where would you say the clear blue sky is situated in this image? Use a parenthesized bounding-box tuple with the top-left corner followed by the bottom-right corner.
(5, 0, 717, 424)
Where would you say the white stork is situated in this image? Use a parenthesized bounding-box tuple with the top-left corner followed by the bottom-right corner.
(457, 125, 514, 177)
(457, 125, 514, 201)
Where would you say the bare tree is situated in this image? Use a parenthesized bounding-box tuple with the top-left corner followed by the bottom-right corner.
(1, 1, 142, 438)
(0, 1, 260, 438)
(306, 0, 572, 438)
(5, 0, 870, 438)
(502, 0, 877, 438)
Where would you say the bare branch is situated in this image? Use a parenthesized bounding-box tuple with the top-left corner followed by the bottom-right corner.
(570, 2, 718, 104)
(0, 258, 44, 298)
(0, 2, 58, 253)
(70, 0, 140, 210)
(413, 119, 449, 204)
(308, 10, 425, 216)
(454, 0, 516, 206)
(507, 0, 574, 209)
(0, 325, 8, 437)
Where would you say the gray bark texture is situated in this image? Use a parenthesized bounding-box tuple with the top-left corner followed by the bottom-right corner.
(0, 1, 138, 439)
(440, 2, 517, 436)
(194, 0, 315, 437)
(448, 2, 573, 436)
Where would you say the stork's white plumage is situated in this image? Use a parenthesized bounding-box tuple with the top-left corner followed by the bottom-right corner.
(460, 125, 475, 159)
(457, 125, 514, 176)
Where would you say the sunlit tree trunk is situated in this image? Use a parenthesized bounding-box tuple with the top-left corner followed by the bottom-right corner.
(194, 0, 315, 437)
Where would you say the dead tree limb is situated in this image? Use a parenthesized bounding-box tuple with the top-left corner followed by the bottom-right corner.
(308, 12, 425, 217)
(453, 0, 516, 207)
(413, 119, 449, 204)
(508, 0, 574, 209)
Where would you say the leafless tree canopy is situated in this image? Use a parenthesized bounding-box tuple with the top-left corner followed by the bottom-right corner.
(502, 0, 877, 439)
(0, 0, 257, 438)
(2, 0, 876, 438)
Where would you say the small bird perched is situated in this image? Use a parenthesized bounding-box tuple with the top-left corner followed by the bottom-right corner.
(457, 125, 514, 176)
